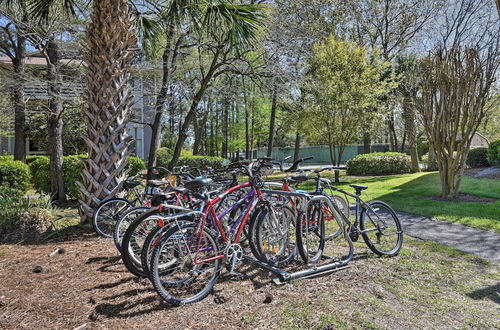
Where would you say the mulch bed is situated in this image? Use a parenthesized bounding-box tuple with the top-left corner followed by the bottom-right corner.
(0, 227, 498, 329)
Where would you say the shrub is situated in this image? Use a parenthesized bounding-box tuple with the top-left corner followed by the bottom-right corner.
(0, 194, 54, 243)
(156, 147, 173, 168)
(26, 155, 47, 164)
(466, 148, 490, 168)
(126, 156, 145, 176)
(486, 140, 500, 166)
(177, 155, 229, 171)
(63, 155, 87, 199)
(30, 157, 50, 194)
(0, 160, 30, 197)
(346, 152, 411, 176)
(0, 155, 14, 162)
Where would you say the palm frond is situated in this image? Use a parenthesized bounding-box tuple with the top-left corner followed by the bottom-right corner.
(203, 2, 266, 47)
(27, 0, 80, 22)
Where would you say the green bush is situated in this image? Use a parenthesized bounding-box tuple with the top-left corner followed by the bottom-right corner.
(0, 155, 14, 162)
(63, 155, 87, 199)
(466, 148, 490, 168)
(346, 152, 411, 176)
(486, 140, 500, 166)
(29, 157, 50, 194)
(126, 156, 145, 176)
(0, 160, 30, 197)
(0, 193, 54, 242)
(177, 155, 229, 171)
(156, 147, 173, 168)
(26, 155, 47, 164)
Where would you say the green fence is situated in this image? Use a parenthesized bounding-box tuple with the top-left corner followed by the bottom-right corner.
(252, 144, 390, 165)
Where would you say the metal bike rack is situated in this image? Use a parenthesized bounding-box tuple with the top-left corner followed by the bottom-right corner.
(243, 190, 354, 284)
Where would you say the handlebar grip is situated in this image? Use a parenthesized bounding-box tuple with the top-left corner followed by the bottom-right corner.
(302, 156, 314, 161)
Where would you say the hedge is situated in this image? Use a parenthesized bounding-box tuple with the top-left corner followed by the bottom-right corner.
(125, 156, 146, 176)
(0, 160, 31, 198)
(30, 155, 144, 199)
(156, 147, 173, 168)
(177, 155, 229, 170)
(346, 152, 411, 176)
(466, 148, 490, 168)
(487, 140, 500, 166)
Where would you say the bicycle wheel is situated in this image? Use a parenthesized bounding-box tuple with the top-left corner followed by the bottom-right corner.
(93, 198, 133, 238)
(296, 199, 325, 263)
(141, 213, 194, 278)
(120, 209, 163, 277)
(324, 194, 349, 240)
(150, 223, 221, 306)
(113, 207, 149, 251)
(360, 200, 403, 256)
(255, 204, 296, 267)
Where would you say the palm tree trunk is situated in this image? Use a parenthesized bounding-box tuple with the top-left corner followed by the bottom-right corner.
(78, 0, 137, 222)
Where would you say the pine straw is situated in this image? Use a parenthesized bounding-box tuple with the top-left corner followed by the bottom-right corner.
(0, 227, 498, 329)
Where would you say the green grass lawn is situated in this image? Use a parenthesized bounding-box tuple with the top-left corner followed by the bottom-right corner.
(288, 171, 500, 232)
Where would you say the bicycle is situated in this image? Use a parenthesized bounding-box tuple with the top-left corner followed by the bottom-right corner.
(148, 158, 290, 305)
(297, 179, 404, 263)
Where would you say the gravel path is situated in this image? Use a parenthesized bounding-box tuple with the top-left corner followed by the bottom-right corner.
(396, 211, 500, 263)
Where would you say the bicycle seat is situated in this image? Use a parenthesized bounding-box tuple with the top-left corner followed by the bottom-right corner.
(291, 173, 309, 182)
(147, 180, 169, 187)
(184, 177, 214, 189)
(349, 184, 368, 194)
(123, 180, 141, 189)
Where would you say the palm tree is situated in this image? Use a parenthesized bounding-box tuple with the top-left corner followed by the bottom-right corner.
(21, 0, 265, 222)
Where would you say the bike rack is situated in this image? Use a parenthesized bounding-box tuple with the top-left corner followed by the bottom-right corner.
(243, 190, 354, 284)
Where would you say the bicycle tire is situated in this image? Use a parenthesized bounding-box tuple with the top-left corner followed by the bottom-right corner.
(254, 204, 296, 267)
(120, 208, 163, 277)
(324, 194, 348, 240)
(150, 223, 221, 306)
(113, 207, 149, 251)
(360, 200, 403, 256)
(93, 198, 133, 238)
(296, 199, 325, 264)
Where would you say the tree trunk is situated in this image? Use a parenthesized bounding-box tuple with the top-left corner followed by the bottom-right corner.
(193, 117, 203, 155)
(427, 145, 438, 171)
(147, 25, 175, 177)
(293, 131, 301, 161)
(78, 0, 136, 222)
(242, 78, 250, 159)
(388, 112, 397, 152)
(362, 132, 371, 154)
(266, 87, 277, 157)
(12, 43, 26, 163)
(403, 98, 420, 173)
(45, 38, 66, 203)
(221, 98, 229, 158)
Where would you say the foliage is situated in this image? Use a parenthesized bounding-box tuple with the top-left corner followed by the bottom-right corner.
(156, 147, 173, 168)
(0, 155, 14, 162)
(29, 157, 51, 194)
(62, 155, 87, 199)
(30, 154, 145, 199)
(466, 148, 490, 168)
(0, 160, 30, 197)
(303, 36, 395, 166)
(125, 156, 145, 176)
(0, 193, 54, 242)
(346, 152, 411, 176)
(177, 155, 229, 170)
(486, 140, 500, 166)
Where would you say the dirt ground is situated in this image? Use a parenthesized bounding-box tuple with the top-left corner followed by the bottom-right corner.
(0, 226, 498, 330)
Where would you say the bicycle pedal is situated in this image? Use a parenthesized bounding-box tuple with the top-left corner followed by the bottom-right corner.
(228, 270, 243, 278)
